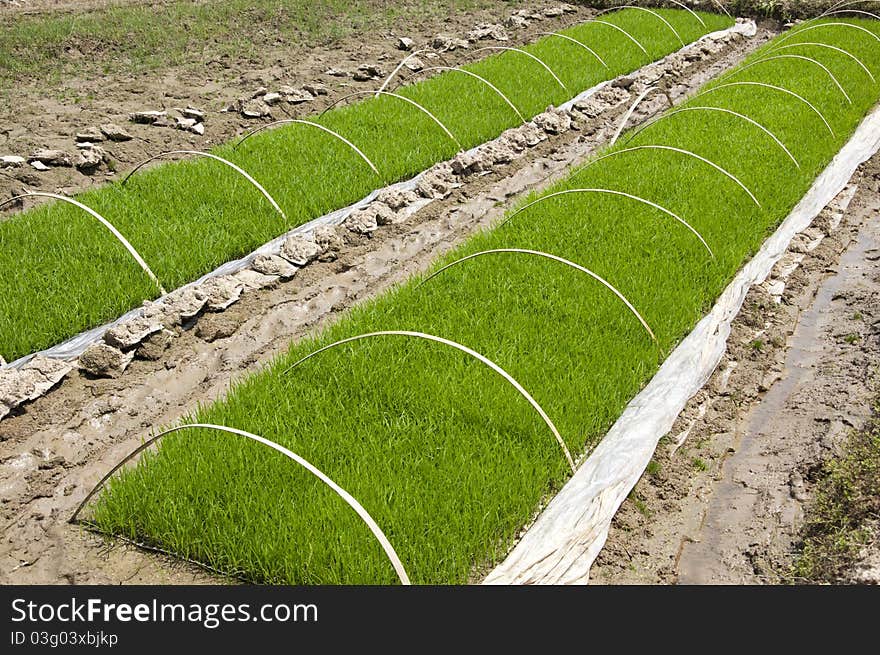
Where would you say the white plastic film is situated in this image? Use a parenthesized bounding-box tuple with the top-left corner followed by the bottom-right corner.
(484, 102, 880, 585)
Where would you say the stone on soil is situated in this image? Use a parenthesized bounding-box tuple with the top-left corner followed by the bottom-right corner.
(232, 268, 279, 291)
(468, 23, 508, 42)
(29, 149, 72, 167)
(100, 123, 133, 141)
(303, 83, 329, 96)
(129, 110, 167, 124)
(353, 64, 383, 81)
(79, 343, 135, 379)
(200, 275, 244, 311)
(75, 128, 104, 143)
(75, 146, 107, 173)
(281, 235, 322, 266)
(1, 155, 25, 168)
(252, 254, 299, 278)
(104, 315, 163, 351)
(313, 224, 345, 257)
(0, 356, 73, 419)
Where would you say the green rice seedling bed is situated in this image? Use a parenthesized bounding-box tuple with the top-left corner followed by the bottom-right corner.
(0, 8, 730, 363)
(89, 18, 880, 584)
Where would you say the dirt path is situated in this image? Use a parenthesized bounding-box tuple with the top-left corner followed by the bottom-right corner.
(591, 154, 880, 584)
(0, 27, 766, 584)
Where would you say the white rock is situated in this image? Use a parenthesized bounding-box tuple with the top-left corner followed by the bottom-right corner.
(284, 88, 314, 104)
(263, 92, 283, 105)
(175, 116, 198, 130)
(189, 122, 205, 135)
(376, 187, 417, 210)
(30, 161, 50, 171)
(468, 23, 509, 42)
(158, 287, 207, 324)
(404, 57, 424, 72)
(397, 36, 415, 51)
(1, 155, 25, 167)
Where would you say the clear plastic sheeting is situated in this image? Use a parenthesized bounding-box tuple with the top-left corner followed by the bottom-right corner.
(7, 20, 753, 369)
(484, 103, 880, 585)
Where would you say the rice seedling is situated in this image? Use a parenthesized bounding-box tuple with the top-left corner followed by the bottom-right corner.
(86, 19, 880, 584)
(0, 8, 729, 363)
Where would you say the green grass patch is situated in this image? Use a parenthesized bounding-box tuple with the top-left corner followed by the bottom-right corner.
(0, 0, 496, 88)
(0, 8, 730, 362)
(85, 19, 880, 584)
(793, 400, 880, 583)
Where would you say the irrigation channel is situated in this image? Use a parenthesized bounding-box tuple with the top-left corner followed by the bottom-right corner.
(2, 10, 879, 585)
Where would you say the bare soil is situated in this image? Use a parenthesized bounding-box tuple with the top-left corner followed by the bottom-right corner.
(591, 154, 880, 585)
(0, 0, 584, 207)
(0, 23, 767, 584)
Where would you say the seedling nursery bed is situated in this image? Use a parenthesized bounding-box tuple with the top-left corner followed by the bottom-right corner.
(4, 9, 880, 585)
(0, 7, 730, 364)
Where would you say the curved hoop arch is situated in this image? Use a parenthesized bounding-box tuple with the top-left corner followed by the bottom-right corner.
(0, 192, 165, 294)
(820, 8, 880, 20)
(770, 42, 875, 82)
(418, 248, 657, 341)
(233, 120, 381, 178)
(375, 48, 450, 96)
(498, 188, 714, 258)
(584, 19, 649, 55)
(283, 330, 576, 472)
(664, 0, 707, 26)
(822, 0, 880, 14)
(120, 150, 286, 217)
(392, 66, 526, 123)
(472, 46, 568, 91)
(596, 5, 685, 46)
(771, 22, 880, 51)
(708, 0, 733, 18)
(694, 81, 836, 136)
(70, 423, 411, 585)
(535, 32, 609, 69)
(610, 86, 670, 146)
(724, 54, 852, 104)
(575, 145, 761, 207)
(318, 90, 462, 150)
(623, 106, 801, 169)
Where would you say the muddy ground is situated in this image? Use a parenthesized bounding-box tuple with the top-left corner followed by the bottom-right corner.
(0, 16, 770, 584)
(0, 0, 584, 206)
(591, 154, 880, 585)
